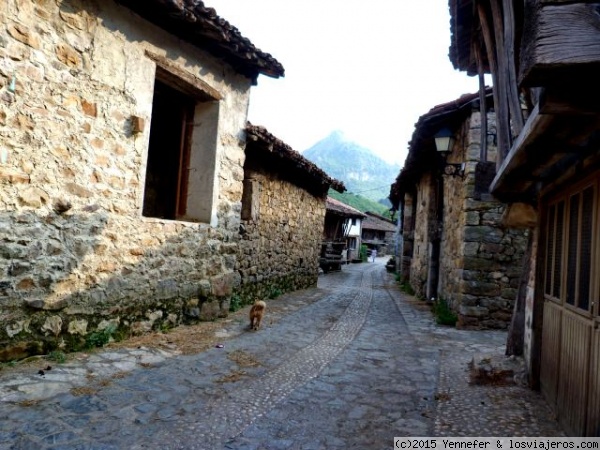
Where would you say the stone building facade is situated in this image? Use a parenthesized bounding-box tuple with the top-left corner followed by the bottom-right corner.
(360, 212, 396, 257)
(238, 124, 344, 303)
(390, 92, 528, 329)
(0, 0, 285, 360)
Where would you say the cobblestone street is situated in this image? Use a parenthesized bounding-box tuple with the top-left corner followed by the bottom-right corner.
(0, 260, 563, 449)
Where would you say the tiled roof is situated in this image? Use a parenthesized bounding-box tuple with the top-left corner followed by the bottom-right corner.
(326, 197, 366, 218)
(116, 0, 284, 83)
(389, 89, 493, 208)
(245, 123, 345, 194)
(362, 212, 396, 232)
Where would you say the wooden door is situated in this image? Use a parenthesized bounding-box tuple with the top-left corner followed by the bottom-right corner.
(539, 176, 599, 436)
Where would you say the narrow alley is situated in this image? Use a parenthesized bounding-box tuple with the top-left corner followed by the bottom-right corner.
(0, 260, 562, 449)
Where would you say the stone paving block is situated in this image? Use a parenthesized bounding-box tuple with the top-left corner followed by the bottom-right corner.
(0, 262, 564, 449)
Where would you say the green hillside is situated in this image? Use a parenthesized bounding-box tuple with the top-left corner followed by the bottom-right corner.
(328, 190, 393, 220)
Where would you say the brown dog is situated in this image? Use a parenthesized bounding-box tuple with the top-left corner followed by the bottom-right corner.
(249, 300, 266, 331)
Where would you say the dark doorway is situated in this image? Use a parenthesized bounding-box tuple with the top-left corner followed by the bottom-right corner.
(143, 80, 194, 219)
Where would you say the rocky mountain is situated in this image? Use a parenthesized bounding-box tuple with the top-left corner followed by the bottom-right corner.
(302, 131, 400, 206)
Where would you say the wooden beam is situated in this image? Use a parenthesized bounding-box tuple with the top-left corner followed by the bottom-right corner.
(491, 106, 600, 198)
(520, 2, 600, 86)
(540, 86, 600, 115)
(502, 0, 524, 135)
(490, 104, 554, 193)
(477, 0, 511, 164)
(475, 39, 488, 162)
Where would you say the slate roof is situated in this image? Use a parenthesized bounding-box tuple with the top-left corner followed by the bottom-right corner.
(245, 123, 345, 194)
(325, 197, 366, 218)
(116, 0, 284, 83)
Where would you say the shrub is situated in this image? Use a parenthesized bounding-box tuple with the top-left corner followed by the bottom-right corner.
(268, 287, 283, 299)
(433, 298, 458, 326)
(47, 350, 66, 364)
(396, 275, 416, 296)
(229, 294, 242, 312)
(359, 244, 368, 262)
(85, 323, 117, 349)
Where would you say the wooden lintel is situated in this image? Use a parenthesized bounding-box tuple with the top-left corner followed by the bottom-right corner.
(145, 51, 222, 101)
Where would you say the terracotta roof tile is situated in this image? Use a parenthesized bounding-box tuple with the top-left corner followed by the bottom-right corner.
(326, 197, 366, 218)
(389, 89, 493, 208)
(115, 0, 284, 83)
(362, 212, 396, 232)
(245, 123, 345, 194)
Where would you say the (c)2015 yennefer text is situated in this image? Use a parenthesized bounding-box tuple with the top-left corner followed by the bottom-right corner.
(394, 439, 600, 450)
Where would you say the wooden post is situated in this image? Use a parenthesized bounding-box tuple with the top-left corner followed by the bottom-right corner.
(476, 0, 510, 167)
(489, 0, 513, 161)
(502, 0, 524, 135)
(506, 228, 533, 356)
(475, 40, 488, 163)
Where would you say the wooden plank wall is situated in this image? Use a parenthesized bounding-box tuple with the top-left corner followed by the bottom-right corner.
(540, 300, 561, 407)
(557, 309, 592, 436)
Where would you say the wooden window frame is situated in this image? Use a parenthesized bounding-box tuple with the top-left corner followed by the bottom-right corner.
(543, 175, 599, 318)
(142, 53, 222, 224)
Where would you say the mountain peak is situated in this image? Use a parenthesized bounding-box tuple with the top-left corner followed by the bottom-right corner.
(302, 132, 400, 205)
(328, 130, 348, 141)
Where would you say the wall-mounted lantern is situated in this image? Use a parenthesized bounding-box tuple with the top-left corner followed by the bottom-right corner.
(435, 127, 464, 178)
(434, 127, 455, 154)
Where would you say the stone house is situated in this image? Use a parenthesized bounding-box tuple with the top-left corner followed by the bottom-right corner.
(389, 91, 528, 329)
(321, 197, 365, 270)
(0, 0, 285, 360)
(360, 212, 396, 257)
(344, 211, 363, 264)
(239, 123, 344, 302)
(449, 0, 600, 435)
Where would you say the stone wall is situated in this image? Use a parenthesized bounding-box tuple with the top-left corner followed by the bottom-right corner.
(439, 110, 528, 329)
(410, 172, 435, 298)
(237, 172, 325, 304)
(398, 192, 414, 281)
(0, 0, 252, 360)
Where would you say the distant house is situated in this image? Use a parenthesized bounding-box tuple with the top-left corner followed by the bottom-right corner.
(240, 124, 344, 301)
(0, 0, 284, 360)
(361, 212, 396, 256)
(449, 0, 600, 435)
(321, 198, 366, 271)
(390, 91, 528, 329)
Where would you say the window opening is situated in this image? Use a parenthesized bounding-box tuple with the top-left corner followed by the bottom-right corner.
(143, 80, 194, 220)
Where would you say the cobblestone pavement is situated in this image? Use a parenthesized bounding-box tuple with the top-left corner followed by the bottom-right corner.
(0, 259, 563, 449)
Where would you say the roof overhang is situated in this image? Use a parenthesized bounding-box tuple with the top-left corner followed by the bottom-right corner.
(389, 90, 492, 208)
(115, 0, 284, 84)
(490, 87, 600, 201)
(245, 123, 345, 196)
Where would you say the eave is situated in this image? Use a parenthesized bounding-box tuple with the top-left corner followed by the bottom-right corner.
(389, 90, 492, 209)
(245, 123, 345, 196)
(115, 0, 284, 83)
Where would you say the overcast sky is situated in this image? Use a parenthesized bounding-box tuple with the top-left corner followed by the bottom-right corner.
(207, 0, 482, 165)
